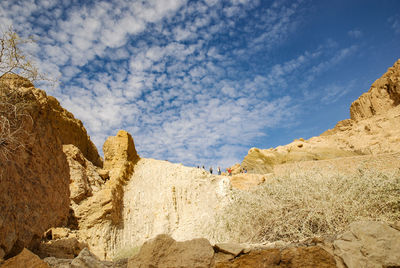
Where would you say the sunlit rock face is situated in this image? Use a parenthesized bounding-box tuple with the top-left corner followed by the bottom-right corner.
(0, 74, 101, 259)
(65, 130, 231, 260)
(350, 59, 400, 121)
(241, 59, 400, 174)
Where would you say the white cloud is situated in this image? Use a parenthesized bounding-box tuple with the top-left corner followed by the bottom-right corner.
(0, 0, 359, 169)
(348, 29, 363, 38)
(388, 15, 400, 34)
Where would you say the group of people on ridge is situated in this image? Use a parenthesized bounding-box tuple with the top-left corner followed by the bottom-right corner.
(196, 166, 247, 176)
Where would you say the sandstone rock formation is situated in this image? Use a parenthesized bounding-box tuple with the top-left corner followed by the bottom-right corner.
(0, 74, 103, 259)
(216, 246, 337, 268)
(114, 157, 232, 259)
(1, 248, 50, 268)
(0, 73, 102, 166)
(0, 75, 70, 259)
(60, 131, 232, 260)
(128, 234, 215, 268)
(229, 173, 269, 190)
(334, 221, 400, 268)
(241, 59, 400, 173)
(350, 59, 400, 120)
(43, 247, 127, 268)
(64, 131, 138, 260)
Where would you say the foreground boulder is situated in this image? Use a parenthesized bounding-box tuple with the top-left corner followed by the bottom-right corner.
(128, 234, 215, 268)
(334, 221, 400, 268)
(1, 248, 49, 268)
(215, 246, 337, 268)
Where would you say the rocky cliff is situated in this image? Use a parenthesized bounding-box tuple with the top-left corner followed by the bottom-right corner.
(350, 59, 400, 120)
(0, 74, 102, 259)
(241, 59, 400, 173)
(62, 131, 232, 260)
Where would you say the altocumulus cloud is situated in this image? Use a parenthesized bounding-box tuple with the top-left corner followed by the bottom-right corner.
(0, 0, 366, 168)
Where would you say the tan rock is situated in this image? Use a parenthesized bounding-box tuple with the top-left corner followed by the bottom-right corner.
(229, 174, 268, 190)
(103, 130, 138, 172)
(65, 131, 140, 260)
(35, 237, 86, 259)
(46, 228, 71, 240)
(128, 234, 215, 268)
(334, 221, 400, 268)
(214, 243, 245, 257)
(70, 248, 110, 268)
(241, 59, 400, 174)
(350, 59, 400, 121)
(2, 248, 49, 268)
(1, 74, 102, 166)
(63, 144, 105, 205)
(0, 75, 70, 258)
(216, 246, 336, 268)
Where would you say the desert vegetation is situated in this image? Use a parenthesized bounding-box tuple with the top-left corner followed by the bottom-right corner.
(218, 167, 400, 243)
(0, 83, 32, 162)
(0, 27, 40, 164)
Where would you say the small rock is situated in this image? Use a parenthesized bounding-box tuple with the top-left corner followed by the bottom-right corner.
(97, 168, 110, 180)
(214, 243, 245, 257)
(2, 248, 50, 268)
(70, 247, 109, 268)
(128, 234, 214, 268)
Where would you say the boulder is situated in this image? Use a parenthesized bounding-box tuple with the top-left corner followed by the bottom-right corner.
(216, 246, 336, 268)
(1, 248, 49, 268)
(43, 248, 125, 268)
(70, 248, 112, 268)
(35, 237, 86, 259)
(214, 243, 246, 257)
(229, 174, 268, 190)
(128, 234, 215, 268)
(334, 221, 400, 268)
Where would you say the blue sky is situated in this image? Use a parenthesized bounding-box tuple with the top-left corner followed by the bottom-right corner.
(1, 0, 399, 168)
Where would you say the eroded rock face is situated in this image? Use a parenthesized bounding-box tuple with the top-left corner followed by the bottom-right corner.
(0, 75, 70, 258)
(0, 74, 103, 259)
(64, 131, 139, 260)
(350, 59, 400, 121)
(63, 144, 105, 205)
(334, 221, 400, 268)
(241, 59, 400, 174)
(115, 158, 232, 259)
(128, 234, 215, 268)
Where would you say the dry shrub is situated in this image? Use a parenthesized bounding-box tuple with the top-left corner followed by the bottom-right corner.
(0, 82, 32, 162)
(218, 167, 400, 243)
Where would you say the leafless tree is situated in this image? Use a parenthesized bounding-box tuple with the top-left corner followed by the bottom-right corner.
(0, 27, 38, 162)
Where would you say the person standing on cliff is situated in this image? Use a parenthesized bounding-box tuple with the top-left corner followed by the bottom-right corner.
(209, 167, 213, 174)
(218, 167, 221, 175)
